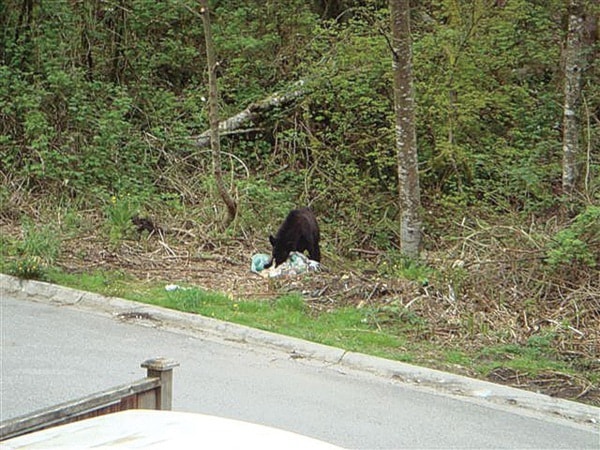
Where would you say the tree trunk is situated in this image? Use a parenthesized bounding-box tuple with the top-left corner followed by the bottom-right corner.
(562, 0, 585, 197)
(75, 0, 95, 82)
(200, 0, 237, 229)
(14, 0, 34, 69)
(389, 0, 421, 259)
(110, 0, 126, 84)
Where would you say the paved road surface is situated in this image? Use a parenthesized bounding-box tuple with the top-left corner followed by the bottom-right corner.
(1, 290, 598, 448)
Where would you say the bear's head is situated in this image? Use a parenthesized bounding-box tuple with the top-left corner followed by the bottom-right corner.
(266, 234, 290, 268)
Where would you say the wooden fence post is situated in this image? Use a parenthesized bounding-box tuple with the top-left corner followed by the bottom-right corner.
(141, 358, 180, 410)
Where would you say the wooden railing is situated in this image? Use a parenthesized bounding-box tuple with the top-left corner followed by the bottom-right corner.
(0, 358, 179, 441)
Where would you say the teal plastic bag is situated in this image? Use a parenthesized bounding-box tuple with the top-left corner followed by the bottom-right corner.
(251, 253, 271, 273)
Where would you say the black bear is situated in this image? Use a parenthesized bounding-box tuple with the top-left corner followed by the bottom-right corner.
(265, 207, 321, 268)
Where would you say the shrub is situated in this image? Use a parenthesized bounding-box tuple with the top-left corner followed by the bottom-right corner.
(546, 206, 600, 269)
(104, 194, 141, 246)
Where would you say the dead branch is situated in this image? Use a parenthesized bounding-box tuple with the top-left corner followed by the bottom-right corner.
(192, 81, 306, 148)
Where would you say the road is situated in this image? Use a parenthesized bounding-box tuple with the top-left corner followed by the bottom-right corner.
(1, 288, 599, 449)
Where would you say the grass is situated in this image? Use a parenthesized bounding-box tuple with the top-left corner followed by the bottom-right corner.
(475, 338, 569, 376)
(0, 219, 60, 278)
(47, 269, 414, 359)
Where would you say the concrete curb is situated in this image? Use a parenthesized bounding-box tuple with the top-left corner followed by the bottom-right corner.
(2, 273, 599, 429)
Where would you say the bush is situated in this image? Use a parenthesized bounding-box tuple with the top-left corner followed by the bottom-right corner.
(546, 206, 600, 269)
(104, 194, 142, 246)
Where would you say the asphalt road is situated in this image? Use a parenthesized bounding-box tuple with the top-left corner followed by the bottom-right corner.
(1, 283, 599, 449)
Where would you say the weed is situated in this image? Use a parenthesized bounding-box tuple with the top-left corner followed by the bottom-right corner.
(17, 218, 61, 264)
(0, 233, 15, 258)
(8, 256, 45, 280)
(104, 193, 141, 246)
(546, 206, 599, 269)
(368, 301, 428, 331)
(275, 294, 306, 312)
(525, 331, 558, 358)
(57, 207, 85, 238)
(170, 288, 233, 313)
(460, 311, 495, 339)
(5, 219, 62, 279)
(379, 252, 434, 285)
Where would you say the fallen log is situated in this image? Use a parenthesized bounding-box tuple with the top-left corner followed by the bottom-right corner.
(192, 81, 306, 148)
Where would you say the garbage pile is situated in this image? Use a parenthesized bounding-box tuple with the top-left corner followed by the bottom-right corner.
(251, 252, 320, 278)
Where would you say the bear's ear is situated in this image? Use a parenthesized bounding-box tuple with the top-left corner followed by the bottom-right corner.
(269, 234, 276, 246)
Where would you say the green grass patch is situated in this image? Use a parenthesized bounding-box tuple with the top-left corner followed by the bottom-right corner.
(49, 269, 135, 298)
(158, 288, 409, 356)
(475, 334, 570, 378)
(44, 269, 412, 358)
(444, 350, 473, 367)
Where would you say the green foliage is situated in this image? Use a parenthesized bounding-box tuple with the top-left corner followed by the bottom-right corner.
(1, 0, 592, 233)
(275, 294, 307, 312)
(368, 300, 429, 331)
(104, 193, 142, 246)
(478, 331, 564, 375)
(17, 219, 61, 265)
(525, 332, 557, 358)
(171, 287, 233, 313)
(8, 256, 46, 280)
(4, 219, 62, 280)
(49, 269, 134, 298)
(0, 232, 12, 260)
(546, 206, 600, 269)
(413, 0, 565, 211)
(235, 178, 296, 230)
(213, 1, 317, 103)
(445, 350, 472, 367)
(379, 252, 433, 285)
(0, 0, 598, 312)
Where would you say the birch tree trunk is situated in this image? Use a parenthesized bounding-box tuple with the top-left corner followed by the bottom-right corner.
(562, 0, 585, 197)
(389, 0, 421, 258)
(200, 1, 237, 229)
